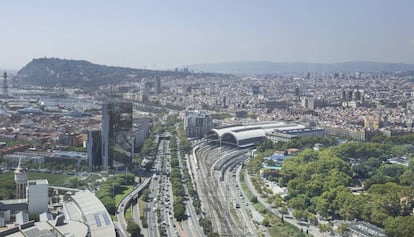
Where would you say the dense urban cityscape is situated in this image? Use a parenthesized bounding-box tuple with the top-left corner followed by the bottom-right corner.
(1, 1, 414, 237)
(0, 58, 413, 237)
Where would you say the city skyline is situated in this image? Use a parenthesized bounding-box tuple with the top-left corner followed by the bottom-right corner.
(1, 0, 414, 70)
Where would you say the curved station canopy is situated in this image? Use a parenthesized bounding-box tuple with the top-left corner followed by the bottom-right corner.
(205, 122, 306, 148)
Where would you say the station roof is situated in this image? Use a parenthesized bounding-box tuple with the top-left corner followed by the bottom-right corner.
(206, 122, 306, 147)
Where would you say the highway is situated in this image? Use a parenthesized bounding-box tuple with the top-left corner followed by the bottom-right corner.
(146, 138, 166, 237)
(147, 136, 182, 237)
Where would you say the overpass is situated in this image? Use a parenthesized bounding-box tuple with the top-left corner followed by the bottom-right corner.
(116, 177, 151, 237)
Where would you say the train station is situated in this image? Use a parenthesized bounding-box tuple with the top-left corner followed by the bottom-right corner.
(205, 122, 322, 148)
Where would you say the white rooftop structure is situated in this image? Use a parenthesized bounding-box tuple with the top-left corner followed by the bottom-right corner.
(65, 190, 115, 237)
(206, 122, 306, 147)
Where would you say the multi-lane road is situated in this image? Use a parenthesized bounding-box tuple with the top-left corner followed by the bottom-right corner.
(118, 139, 267, 237)
(146, 137, 183, 237)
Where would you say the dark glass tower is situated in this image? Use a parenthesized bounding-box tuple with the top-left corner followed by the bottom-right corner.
(101, 102, 133, 169)
(87, 130, 102, 170)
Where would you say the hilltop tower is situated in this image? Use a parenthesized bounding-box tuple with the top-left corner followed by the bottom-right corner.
(14, 158, 28, 199)
(2, 72, 8, 96)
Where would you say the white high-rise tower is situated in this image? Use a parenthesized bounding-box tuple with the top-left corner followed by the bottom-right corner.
(14, 158, 28, 199)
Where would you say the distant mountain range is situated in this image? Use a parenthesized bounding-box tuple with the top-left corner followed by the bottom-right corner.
(186, 61, 414, 74)
(14, 58, 414, 88)
(16, 58, 191, 88)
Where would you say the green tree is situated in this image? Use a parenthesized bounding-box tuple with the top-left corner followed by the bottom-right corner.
(262, 217, 270, 227)
(288, 194, 307, 210)
(127, 218, 141, 237)
(318, 223, 332, 236)
(142, 189, 151, 202)
(174, 203, 186, 220)
(335, 223, 348, 237)
(101, 196, 116, 215)
(399, 170, 414, 186)
(384, 216, 414, 237)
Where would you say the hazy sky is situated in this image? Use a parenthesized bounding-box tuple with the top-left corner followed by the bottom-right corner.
(1, 0, 414, 70)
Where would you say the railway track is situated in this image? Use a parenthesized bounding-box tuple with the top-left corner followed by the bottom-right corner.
(195, 145, 247, 236)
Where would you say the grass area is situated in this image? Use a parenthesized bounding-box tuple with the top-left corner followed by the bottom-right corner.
(125, 205, 132, 219)
(240, 180, 254, 201)
(0, 170, 18, 199)
(253, 203, 268, 214)
(0, 170, 71, 186)
(114, 185, 133, 206)
(265, 213, 311, 237)
(29, 171, 72, 186)
(84, 173, 101, 183)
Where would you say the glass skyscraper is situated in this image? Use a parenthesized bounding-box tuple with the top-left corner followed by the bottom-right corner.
(87, 130, 102, 170)
(101, 102, 133, 169)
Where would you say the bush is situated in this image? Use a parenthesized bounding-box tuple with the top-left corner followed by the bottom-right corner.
(262, 217, 270, 227)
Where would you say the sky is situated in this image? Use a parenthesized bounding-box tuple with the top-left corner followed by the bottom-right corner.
(1, 0, 414, 70)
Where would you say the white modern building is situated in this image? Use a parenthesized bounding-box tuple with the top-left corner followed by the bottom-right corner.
(27, 179, 48, 215)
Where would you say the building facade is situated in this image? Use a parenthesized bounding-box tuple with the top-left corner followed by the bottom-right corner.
(266, 127, 325, 143)
(184, 110, 214, 138)
(133, 117, 151, 150)
(101, 102, 133, 169)
(154, 77, 161, 94)
(27, 179, 48, 215)
(87, 130, 102, 170)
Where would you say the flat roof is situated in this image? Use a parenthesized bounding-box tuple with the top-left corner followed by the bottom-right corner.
(0, 220, 88, 237)
(28, 179, 48, 185)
